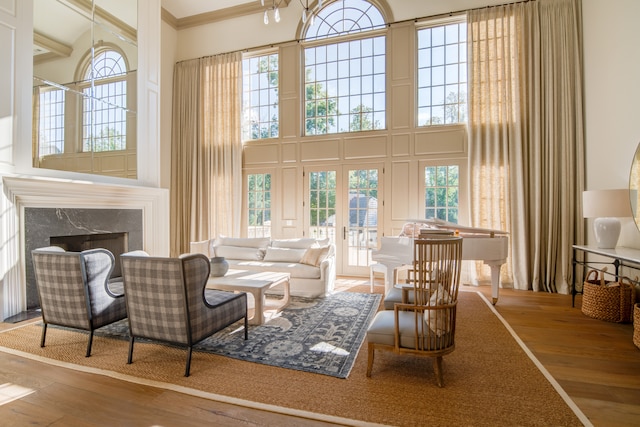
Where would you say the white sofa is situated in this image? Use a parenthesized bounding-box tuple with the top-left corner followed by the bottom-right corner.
(190, 236, 336, 298)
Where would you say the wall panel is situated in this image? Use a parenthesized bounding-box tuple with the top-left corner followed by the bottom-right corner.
(344, 134, 387, 159)
(391, 161, 411, 221)
(244, 143, 280, 165)
(300, 139, 340, 161)
(392, 133, 411, 156)
(415, 127, 466, 155)
(281, 167, 298, 220)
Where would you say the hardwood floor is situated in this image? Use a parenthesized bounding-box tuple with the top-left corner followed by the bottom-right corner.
(477, 286, 640, 427)
(0, 280, 638, 426)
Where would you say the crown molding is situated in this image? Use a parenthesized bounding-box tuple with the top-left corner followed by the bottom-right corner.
(162, 0, 291, 31)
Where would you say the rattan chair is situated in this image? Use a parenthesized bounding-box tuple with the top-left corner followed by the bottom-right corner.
(120, 251, 248, 376)
(32, 246, 127, 357)
(366, 236, 463, 387)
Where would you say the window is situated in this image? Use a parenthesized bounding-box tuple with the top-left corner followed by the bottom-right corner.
(303, 0, 386, 136)
(37, 88, 65, 157)
(247, 173, 272, 237)
(417, 21, 467, 126)
(242, 53, 279, 141)
(308, 170, 336, 242)
(424, 165, 459, 223)
(82, 50, 128, 152)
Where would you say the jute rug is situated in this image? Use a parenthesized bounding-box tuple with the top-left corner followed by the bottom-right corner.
(95, 292, 381, 378)
(0, 289, 588, 426)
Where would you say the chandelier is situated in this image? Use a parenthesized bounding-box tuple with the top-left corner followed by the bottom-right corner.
(261, 0, 324, 26)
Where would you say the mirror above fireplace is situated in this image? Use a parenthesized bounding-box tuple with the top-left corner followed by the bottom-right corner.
(33, 0, 138, 179)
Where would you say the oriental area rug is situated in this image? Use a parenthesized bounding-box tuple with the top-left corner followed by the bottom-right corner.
(96, 291, 382, 379)
(0, 290, 589, 426)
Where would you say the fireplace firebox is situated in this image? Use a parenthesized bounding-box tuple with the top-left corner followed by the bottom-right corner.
(49, 232, 129, 278)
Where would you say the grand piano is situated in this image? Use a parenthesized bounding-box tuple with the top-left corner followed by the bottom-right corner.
(371, 219, 509, 304)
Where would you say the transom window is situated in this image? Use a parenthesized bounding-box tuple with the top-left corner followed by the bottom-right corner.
(303, 0, 386, 136)
(82, 50, 128, 152)
(417, 21, 467, 126)
(242, 53, 279, 141)
(304, 0, 386, 41)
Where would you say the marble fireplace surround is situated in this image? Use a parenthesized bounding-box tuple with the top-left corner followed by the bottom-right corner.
(2, 176, 169, 319)
(24, 209, 144, 309)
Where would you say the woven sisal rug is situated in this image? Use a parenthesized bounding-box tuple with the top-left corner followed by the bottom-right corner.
(0, 290, 589, 426)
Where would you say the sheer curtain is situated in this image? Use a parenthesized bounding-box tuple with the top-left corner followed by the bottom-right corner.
(467, 0, 584, 293)
(170, 52, 243, 256)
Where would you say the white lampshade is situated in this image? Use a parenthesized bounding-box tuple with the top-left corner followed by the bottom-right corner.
(583, 189, 631, 249)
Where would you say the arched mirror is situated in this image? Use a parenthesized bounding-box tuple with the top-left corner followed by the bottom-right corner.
(629, 142, 640, 230)
(33, 0, 137, 179)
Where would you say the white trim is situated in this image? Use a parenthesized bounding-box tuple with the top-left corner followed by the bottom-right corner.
(1, 175, 169, 319)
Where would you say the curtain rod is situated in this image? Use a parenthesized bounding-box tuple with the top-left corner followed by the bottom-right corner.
(175, 0, 532, 64)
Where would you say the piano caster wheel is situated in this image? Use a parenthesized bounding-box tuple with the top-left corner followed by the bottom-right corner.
(492, 297, 498, 305)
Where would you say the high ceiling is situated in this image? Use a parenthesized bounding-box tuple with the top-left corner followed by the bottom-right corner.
(162, 0, 256, 19)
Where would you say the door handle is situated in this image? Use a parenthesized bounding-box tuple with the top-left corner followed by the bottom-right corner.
(343, 226, 347, 240)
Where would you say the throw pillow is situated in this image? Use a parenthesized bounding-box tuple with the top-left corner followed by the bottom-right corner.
(300, 246, 329, 267)
(214, 236, 270, 249)
(423, 284, 453, 337)
(263, 247, 306, 263)
(190, 239, 213, 257)
(271, 238, 330, 249)
(215, 245, 265, 261)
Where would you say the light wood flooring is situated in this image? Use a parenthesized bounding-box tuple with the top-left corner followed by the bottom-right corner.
(0, 279, 638, 426)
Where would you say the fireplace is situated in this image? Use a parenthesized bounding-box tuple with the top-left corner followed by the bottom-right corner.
(49, 232, 129, 278)
(1, 176, 169, 321)
(24, 208, 143, 310)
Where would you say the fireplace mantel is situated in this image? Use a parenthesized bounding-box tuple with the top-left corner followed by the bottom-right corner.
(1, 176, 169, 319)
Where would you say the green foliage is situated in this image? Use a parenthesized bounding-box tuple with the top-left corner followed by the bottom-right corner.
(309, 171, 336, 226)
(85, 127, 125, 152)
(247, 173, 271, 226)
(245, 55, 279, 140)
(424, 165, 459, 223)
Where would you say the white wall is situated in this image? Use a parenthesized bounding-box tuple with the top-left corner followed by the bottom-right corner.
(583, 0, 640, 248)
(160, 20, 177, 190)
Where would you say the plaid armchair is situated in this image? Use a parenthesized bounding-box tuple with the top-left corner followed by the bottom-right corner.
(32, 246, 127, 357)
(120, 251, 248, 376)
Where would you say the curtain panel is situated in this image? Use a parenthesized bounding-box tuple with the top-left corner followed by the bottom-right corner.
(467, 0, 585, 293)
(170, 53, 243, 257)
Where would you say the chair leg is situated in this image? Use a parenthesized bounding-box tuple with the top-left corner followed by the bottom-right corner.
(433, 356, 444, 387)
(127, 336, 135, 364)
(40, 323, 47, 348)
(244, 315, 249, 340)
(366, 343, 375, 377)
(85, 330, 94, 357)
(185, 346, 193, 377)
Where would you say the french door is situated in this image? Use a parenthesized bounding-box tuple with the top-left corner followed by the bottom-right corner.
(305, 164, 382, 276)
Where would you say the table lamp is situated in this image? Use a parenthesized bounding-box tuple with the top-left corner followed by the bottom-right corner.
(582, 189, 631, 249)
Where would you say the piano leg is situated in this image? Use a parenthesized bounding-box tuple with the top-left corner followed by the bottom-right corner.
(485, 261, 504, 305)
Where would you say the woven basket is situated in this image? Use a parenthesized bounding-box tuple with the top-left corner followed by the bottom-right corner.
(634, 304, 640, 349)
(581, 269, 635, 323)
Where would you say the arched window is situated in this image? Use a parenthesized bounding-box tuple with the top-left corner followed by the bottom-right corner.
(304, 0, 385, 41)
(302, 0, 386, 135)
(82, 49, 128, 151)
